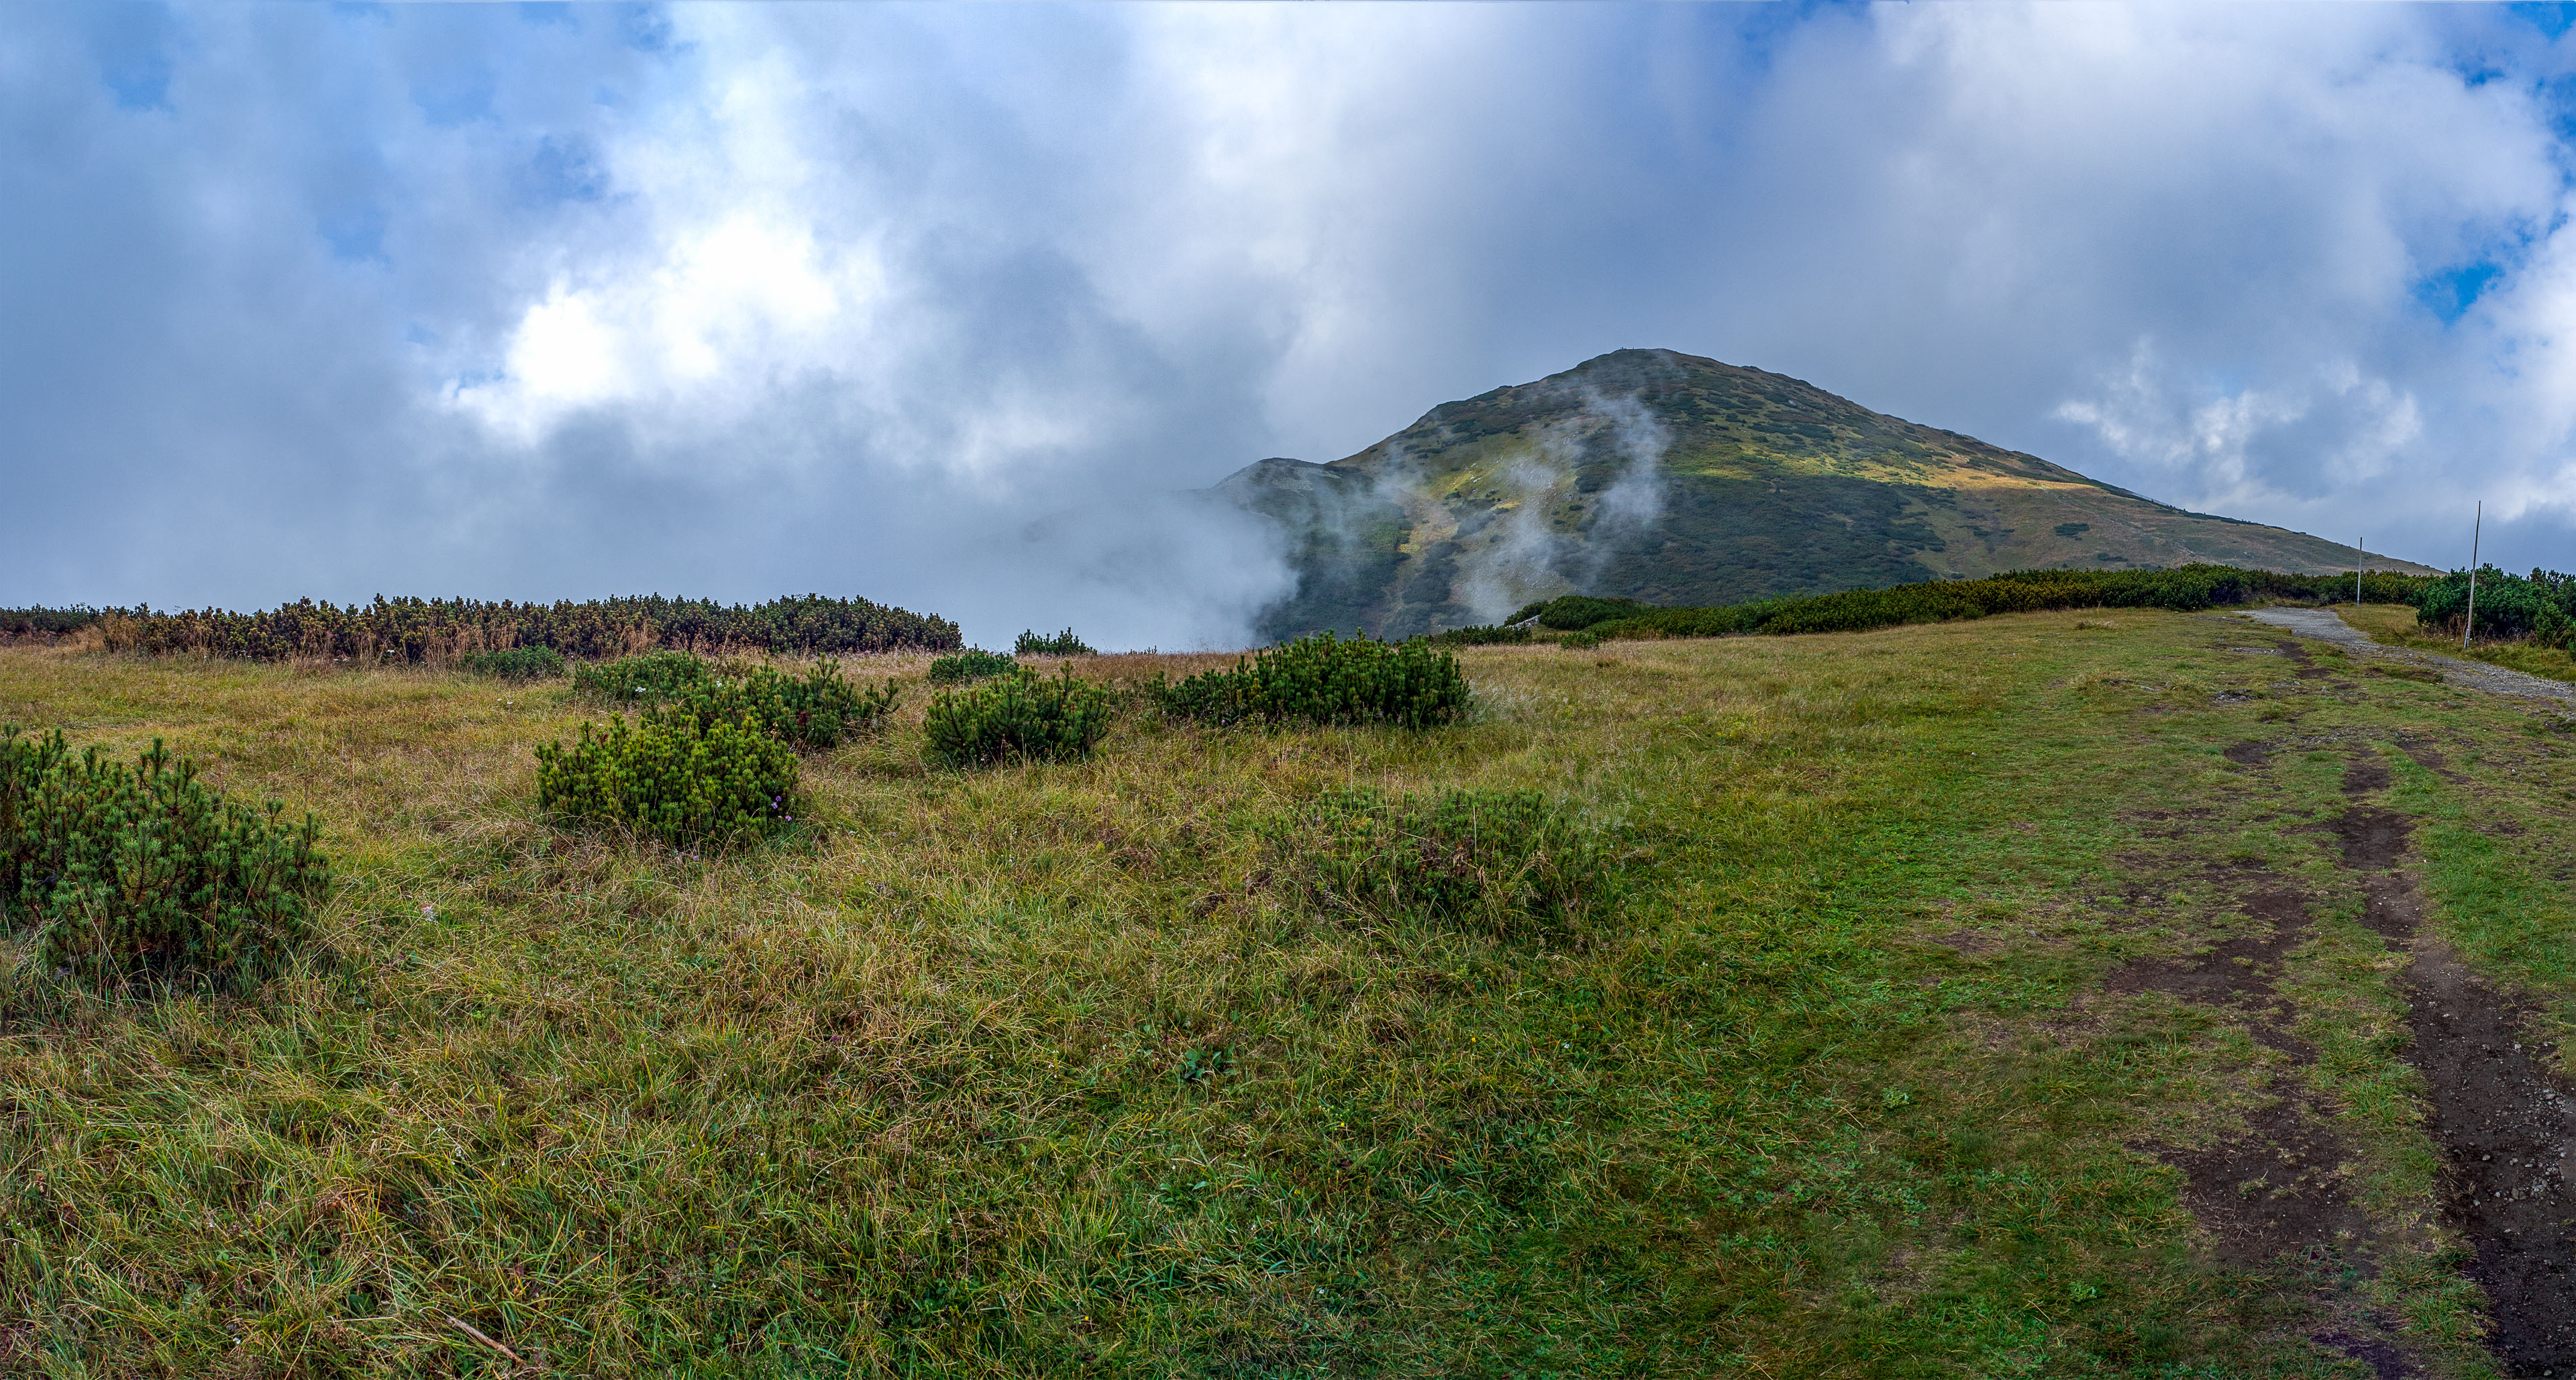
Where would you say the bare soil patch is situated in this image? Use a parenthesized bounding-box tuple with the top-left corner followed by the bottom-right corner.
(2329, 807, 2414, 871)
(2225, 740, 2274, 767)
(2310, 1328, 2421, 1379)
(2397, 943, 2576, 1375)
(2166, 1099, 2374, 1267)
(2109, 865, 2371, 1264)
(2106, 889, 2311, 1015)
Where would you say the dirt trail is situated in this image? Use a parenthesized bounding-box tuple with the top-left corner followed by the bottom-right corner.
(2240, 607, 2576, 703)
(2332, 756, 2576, 1376)
(2145, 609, 2576, 1375)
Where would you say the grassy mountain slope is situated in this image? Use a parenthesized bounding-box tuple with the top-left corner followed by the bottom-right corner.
(1222, 348, 2435, 639)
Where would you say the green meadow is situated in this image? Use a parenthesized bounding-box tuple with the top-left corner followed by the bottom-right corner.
(3, 607, 2572, 1377)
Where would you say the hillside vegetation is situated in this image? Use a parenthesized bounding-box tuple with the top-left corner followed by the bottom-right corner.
(2, 606, 2571, 1375)
(1520, 564, 2438, 642)
(1221, 348, 2436, 639)
(0, 593, 959, 660)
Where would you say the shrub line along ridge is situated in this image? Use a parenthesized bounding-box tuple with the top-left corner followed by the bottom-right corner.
(7, 593, 961, 660)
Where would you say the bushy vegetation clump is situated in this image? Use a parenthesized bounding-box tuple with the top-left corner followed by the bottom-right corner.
(1505, 595, 1648, 631)
(535, 713, 798, 850)
(1515, 565, 2439, 642)
(539, 653, 890, 846)
(1, 726, 329, 983)
(927, 648, 1021, 684)
(1160, 632, 1470, 729)
(459, 646, 566, 680)
(1413, 624, 1532, 648)
(574, 648, 715, 703)
(925, 669, 1116, 767)
(96, 591, 958, 662)
(2415, 566, 2576, 645)
(1261, 787, 1616, 941)
(1, 606, 102, 640)
(574, 652, 893, 751)
(1015, 628, 1095, 656)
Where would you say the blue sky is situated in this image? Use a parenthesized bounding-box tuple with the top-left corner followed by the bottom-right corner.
(6, 3, 2575, 646)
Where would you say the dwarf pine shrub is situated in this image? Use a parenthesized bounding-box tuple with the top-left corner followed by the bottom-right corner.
(1414, 624, 1532, 648)
(97, 591, 960, 662)
(460, 646, 566, 680)
(0, 726, 331, 983)
(575, 651, 893, 750)
(535, 712, 798, 849)
(652, 662, 894, 752)
(1159, 632, 1468, 729)
(1538, 565, 2442, 644)
(1015, 628, 1095, 656)
(1261, 787, 1614, 941)
(2414, 566, 2576, 644)
(573, 648, 711, 703)
(928, 648, 1020, 685)
(925, 669, 1115, 767)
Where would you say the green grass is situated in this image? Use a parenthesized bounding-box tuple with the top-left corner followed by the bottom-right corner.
(2343, 602, 2576, 683)
(0, 615, 2568, 1375)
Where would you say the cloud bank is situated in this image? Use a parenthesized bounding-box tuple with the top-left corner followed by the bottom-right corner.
(5, 3, 2576, 647)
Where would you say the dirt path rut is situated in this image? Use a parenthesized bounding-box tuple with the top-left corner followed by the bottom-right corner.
(2139, 610, 2576, 1375)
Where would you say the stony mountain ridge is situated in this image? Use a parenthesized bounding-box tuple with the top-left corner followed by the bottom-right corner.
(1218, 348, 2434, 639)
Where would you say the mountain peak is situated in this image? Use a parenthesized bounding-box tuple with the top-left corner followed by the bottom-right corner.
(1221, 351, 2432, 639)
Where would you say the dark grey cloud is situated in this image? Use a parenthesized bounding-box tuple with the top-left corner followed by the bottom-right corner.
(4, 3, 2573, 649)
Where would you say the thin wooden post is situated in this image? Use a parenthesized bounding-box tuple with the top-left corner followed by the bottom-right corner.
(2355, 536, 2363, 606)
(2463, 501, 2482, 650)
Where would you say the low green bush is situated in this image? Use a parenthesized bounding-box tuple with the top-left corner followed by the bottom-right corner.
(534, 712, 798, 849)
(652, 662, 895, 752)
(573, 648, 710, 703)
(1509, 595, 1648, 631)
(2414, 566, 2576, 644)
(1560, 631, 1602, 650)
(1015, 628, 1095, 656)
(928, 648, 1021, 684)
(1, 606, 101, 638)
(925, 669, 1115, 767)
(95, 591, 960, 662)
(1528, 564, 2444, 643)
(459, 646, 566, 680)
(575, 650, 892, 750)
(1, 726, 331, 983)
(1159, 632, 1469, 729)
(1261, 787, 1616, 941)
(1414, 624, 1531, 648)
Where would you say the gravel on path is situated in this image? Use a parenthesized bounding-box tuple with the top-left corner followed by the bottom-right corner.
(2239, 607, 2575, 704)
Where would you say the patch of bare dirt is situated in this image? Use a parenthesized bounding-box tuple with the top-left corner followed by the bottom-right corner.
(2359, 878, 2419, 942)
(2329, 807, 2414, 871)
(2397, 944, 2576, 1375)
(2226, 740, 2274, 767)
(2109, 871, 2371, 1262)
(2167, 1099, 2374, 1267)
(2106, 890, 2311, 1015)
(2310, 1328, 2420, 1379)
(2342, 757, 2393, 794)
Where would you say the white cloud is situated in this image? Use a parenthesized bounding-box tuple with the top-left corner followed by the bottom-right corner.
(10, 0, 2576, 634)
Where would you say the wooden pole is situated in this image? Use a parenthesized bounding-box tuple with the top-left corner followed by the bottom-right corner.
(2463, 501, 2482, 650)
(2355, 536, 2364, 606)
